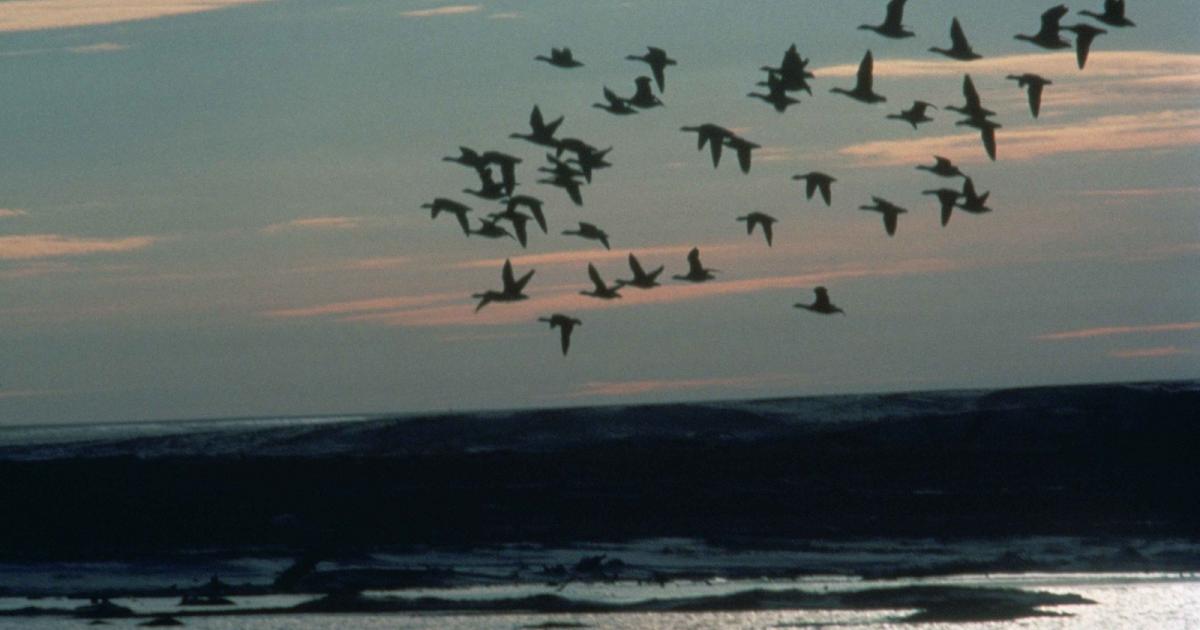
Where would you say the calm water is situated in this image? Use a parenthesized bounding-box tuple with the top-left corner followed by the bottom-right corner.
(1, 573, 1196, 629)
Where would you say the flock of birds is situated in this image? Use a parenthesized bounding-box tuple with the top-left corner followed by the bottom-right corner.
(421, 1, 1136, 356)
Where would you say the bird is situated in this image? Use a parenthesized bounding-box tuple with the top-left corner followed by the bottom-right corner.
(581, 263, 622, 299)
(761, 44, 814, 94)
(463, 167, 510, 200)
(488, 208, 532, 247)
(1080, 0, 1135, 27)
(956, 115, 1001, 161)
(794, 287, 844, 315)
(554, 137, 601, 159)
(916, 156, 966, 178)
(628, 76, 664, 109)
(538, 173, 584, 206)
(724, 135, 760, 174)
(1064, 23, 1107, 69)
(593, 86, 638, 115)
(509, 105, 563, 149)
(473, 259, 534, 312)
(626, 46, 677, 93)
(957, 177, 993, 214)
(421, 197, 472, 235)
(748, 71, 801, 113)
(538, 314, 582, 355)
(929, 18, 983, 60)
(831, 50, 886, 104)
(1014, 5, 1072, 50)
(505, 195, 548, 233)
(792, 172, 837, 206)
(480, 151, 522, 197)
(887, 100, 937, 129)
(535, 47, 583, 68)
(680, 124, 734, 169)
(1007, 73, 1052, 118)
(922, 188, 962, 226)
(946, 74, 996, 120)
(859, 0, 914, 39)
(562, 222, 610, 249)
(567, 146, 613, 183)
(859, 196, 908, 236)
(672, 247, 717, 283)
(615, 253, 664, 289)
(443, 146, 487, 171)
(468, 217, 514, 240)
(737, 212, 778, 247)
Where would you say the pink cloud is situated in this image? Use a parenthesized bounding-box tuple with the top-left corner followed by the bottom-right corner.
(0, 0, 269, 33)
(400, 4, 481, 18)
(1078, 187, 1200, 198)
(0, 209, 27, 218)
(0, 234, 157, 260)
(815, 51, 1200, 82)
(1036, 322, 1200, 341)
(261, 216, 362, 234)
(1109, 346, 1195, 359)
(454, 244, 745, 271)
(262, 290, 462, 319)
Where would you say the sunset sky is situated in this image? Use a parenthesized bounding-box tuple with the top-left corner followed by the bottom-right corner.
(1, 0, 1197, 425)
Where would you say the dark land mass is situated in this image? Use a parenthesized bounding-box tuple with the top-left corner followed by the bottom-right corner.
(0, 380, 1197, 562)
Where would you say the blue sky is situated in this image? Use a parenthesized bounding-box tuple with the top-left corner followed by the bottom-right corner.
(0, 0, 1197, 424)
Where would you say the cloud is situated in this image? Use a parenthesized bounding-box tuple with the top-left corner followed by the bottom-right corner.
(261, 216, 362, 234)
(67, 42, 128, 54)
(564, 373, 800, 398)
(839, 109, 1200, 166)
(400, 4, 482, 18)
(453, 244, 745, 271)
(0, 0, 269, 33)
(1109, 346, 1196, 359)
(1035, 321, 1200, 341)
(814, 51, 1200, 82)
(488, 12, 520, 20)
(0, 209, 27, 218)
(262, 290, 463, 319)
(1078, 187, 1200, 198)
(0, 234, 157, 260)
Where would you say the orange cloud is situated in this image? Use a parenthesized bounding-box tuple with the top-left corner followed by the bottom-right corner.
(1079, 187, 1200, 198)
(815, 51, 1200, 82)
(1036, 322, 1200, 341)
(1109, 346, 1195, 359)
(262, 290, 463, 319)
(0, 234, 157, 260)
(400, 4, 481, 18)
(564, 373, 799, 398)
(0, 209, 27, 218)
(261, 216, 362, 234)
(454, 243, 745, 270)
(0, 0, 268, 33)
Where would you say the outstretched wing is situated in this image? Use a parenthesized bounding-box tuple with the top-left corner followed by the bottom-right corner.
(883, 210, 898, 236)
(950, 17, 970, 50)
(1028, 81, 1045, 118)
(814, 287, 832, 310)
(883, 0, 907, 31)
(686, 247, 703, 275)
(501, 259, 516, 290)
(818, 180, 832, 206)
(587, 263, 606, 292)
(857, 51, 875, 92)
(512, 268, 535, 293)
(962, 74, 981, 109)
(1041, 4, 1069, 33)
(558, 324, 572, 355)
(629, 253, 647, 278)
(762, 220, 774, 247)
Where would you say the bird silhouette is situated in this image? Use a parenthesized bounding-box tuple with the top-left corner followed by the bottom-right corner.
(535, 47, 583, 68)
(956, 115, 1001, 161)
(581, 263, 622, 299)
(488, 208, 532, 247)
(616, 253, 664, 289)
(1015, 5, 1072, 50)
(922, 188, 962, 226)
(748, 71, 801, 112)
(629, 76, 664, 109)
(930, 18, 982, 60)
(887, 100, 937, 129)
(672, 247, 717, 283)
(1080, 0, 1135, 27)
(1007, 73, 1052, 118)
(562, 222, 610, 250)
(480, 151, 523, 197)
(957, 177, 993, 214)
(792, 172, 837, 206)
(468, 217, 514, 240)
(1064, 23, 1107, 69)
(680, 124, 735, 169)
(421, 197, 473, 235)
(737, 212, 778, 246)
(554, 137, 600, 159)
(724, 135, 760, 174)
(917, 156, 966, 178)
(795, 287, 844, 315)
(443, 146, 487, 170)
(538, 314, 582, 355)
(859, 196, 908, 236)
(859, 0, 914, 39)
(509, 105, 563, 149)
(463, 167, 511, 200)
(505, 195, 548, 234)
(593, 86, 638, 115)
(538, 173, 584, 206)
(831, 50, 886, 104)
(473, 259, 534, 312)
(567, 146, 613, 183)
(626, 46, 677, 92)
(761, 44, 814, 94)
(946, 74, 996, 119)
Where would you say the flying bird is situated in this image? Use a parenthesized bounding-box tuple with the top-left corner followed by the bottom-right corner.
(535, 47, 584, 68)
(737, 212, 778, 247)
(629, 76, 664, 109)
(480, 151, 523, 197)
(956, 115, 1001, 161)
(795, 287, 844, 315)
(1014, 5, 1072, 50)
(593, 87, 638, 115)
(1064, 23, 1107, 69)
(922, 188, 962, 226)
(887, 100, 937, 129)
(567, 146, 613, 183)
(724, 135, 760, 174)
(761, 44, 814, 94)
(792, 172, 837, 206)
(463, 167, 510, 200)
(538, 314, 582, 356)
(421, 197, 472, 235)
(1079, 0, 1135, 27)
(916, 156, 966, 178)
(562, 222, 610, 250)
(748, 71, 801, 113)
(538, 173, 584, 206)
(1007, 73, 1052, 118)
(859, 0, 914, 39)
(468, 217, 514, 240)
(946, 74, 996, 120)
(859, 196, 908, 236)
(957, 177, 993, 214)
(581, 263, 622, 299)
(672, 247, 717, 283)
(616, 253, 664, 289)
(488, 208, 533, 248)
(443, 146, 486, 170)
(473, 259, 534, 312)
(509, 105, 564, 149)
(680, 123, 734, 168)
(505, 195, 548, 234)
(929, 17, 983, 60)
(626, 46, 677, 92)
(830, 50, 886, 104)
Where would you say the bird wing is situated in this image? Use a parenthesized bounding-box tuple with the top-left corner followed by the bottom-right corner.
(762, 220, 774, 246)
(526, 201, 547, 233)
(687, 248, 703, 275)
(950, 17, 970, 50)
(814, 287, 832, 310)
(939, 195, 954, 226)
(513, 269, 535, 293)
(474, 293, 492, 313)
(564, 180, 583, 206)
(499, 162, 517, 196)
(883, 0, 907, 30)
(1042, 5, 1069, 33)
(1028, 82, 1044, 118)
(454, 209, 471, 235)
(603, 86, 622, 106)
(530, 106, 545, 133)
(501, 259, 516, 290)
(599, 233, 610, 250)
(629, 253, 646, 278)
(651, 62, 666, 93)
(741, 216, 754, 235)
(587, 263, 606, 291)
(708, 135, 723, 168)
(1075, 30, 1100, 69)
(818, 180, 832, 206)
(961, 177, 978, 201)
(981, 125, 997, 161)
(962, 74, 981, 109)
(857, 51, 874, 92)
(558, 324, 572, 355)
(512, 218, 528, 247)
(735, 145, 752, 174)
(884, 210, 898, 236)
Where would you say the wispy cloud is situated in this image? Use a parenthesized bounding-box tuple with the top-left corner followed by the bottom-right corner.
(261, 216, 362, 234)
(262, 290, 463, 319)
(563, 373, 800, 398)
(0, 0, 269, 33)
(453, 244, 745, 271)
(67, 42, 128, 54)
(400, 4, 482, 18)
(0, 234, 157, 260)
(1036, 321, 1200, 341)
(488, 12, 520, 20)
(0, 261, 75, 280)
(815, 51, 1200, 82)
(1078, 186, 1200, 198)
(1109, 346, 1196, 359)
(0, 209, 27, 218)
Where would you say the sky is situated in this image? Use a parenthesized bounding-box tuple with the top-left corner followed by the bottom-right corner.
(0, 0, 1197, 425)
